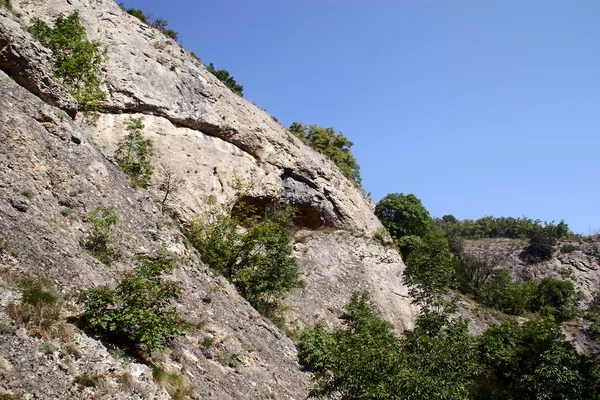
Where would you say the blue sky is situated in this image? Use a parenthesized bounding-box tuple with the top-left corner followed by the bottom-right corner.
(119, 0, 599, 234)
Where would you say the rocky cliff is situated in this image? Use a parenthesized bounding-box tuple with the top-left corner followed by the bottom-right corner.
(464, 237, 600, 355)
(0, 1, 416, 398)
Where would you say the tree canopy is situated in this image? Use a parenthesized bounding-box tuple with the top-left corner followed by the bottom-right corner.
(206, 63, 244, 96)
(289, 122, 362, 187)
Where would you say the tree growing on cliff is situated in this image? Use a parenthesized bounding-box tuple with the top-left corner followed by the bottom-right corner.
(206, 63, 244, 96)
(78, 251, 189, 353)
(375, 193, 432, 258)
(289, 122, 362, 187)
(30, 12, 106, 124)
(115, 117, 154, 189)
(187, 202, 301, 317)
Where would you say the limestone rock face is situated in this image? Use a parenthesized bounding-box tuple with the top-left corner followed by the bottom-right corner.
(0, 0, 420, 397)
(465, 238, 600, 300)
(0, 69, 310, 399)
(9, 0, 381, 235)
(289, 230, 418, 331)
(465, 237, 600, 355)
(0, 8, 77, 116)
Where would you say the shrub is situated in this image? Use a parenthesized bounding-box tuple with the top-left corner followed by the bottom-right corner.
(6, 273, 63, 337)
(118, 4, 179, 41)
(30, 13, 106, 124)
(520, 231, 556, 263)
(78, 251, 189, 353)
(375, 193, 431, 258)
(478, 269, 536, 316)
(152, 367, 193, 399)
(188, 203, 301, 317)
(115, 117, 154, 188)
(151, 18, 178, 41)
(84, 206, 117, 264)
(434, 216, 573, 241)
(475, 320, 598, 400)
(297, 322, 334, 372)
(74, 374, 98, 388)
(289, 122, 362, 187)
(206, 63, 243, 96)
(529, 277, 579, 320)
(300, 292, 482, 400)
(561, 243, 581, 253)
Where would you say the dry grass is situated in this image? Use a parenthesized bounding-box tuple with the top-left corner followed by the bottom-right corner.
(5, 272, 75, 340)
(152, 367, 195, 400)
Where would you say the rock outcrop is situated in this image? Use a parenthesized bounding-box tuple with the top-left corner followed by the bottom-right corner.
(0, 63, 310, 400)
(0, 0, 418, 398)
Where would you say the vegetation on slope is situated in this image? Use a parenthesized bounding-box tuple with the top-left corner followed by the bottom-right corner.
(30, 13, 106, 124)
(115, 117, 154, 189)
(186, 198, 302, 320)
(206, 63, 244, 97)
(78, 251, 189, 354)
(118, 3, 178, 41)
(289, 122, 362, 187)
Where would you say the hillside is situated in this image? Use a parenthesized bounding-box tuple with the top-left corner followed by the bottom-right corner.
(0, 1, 416, 398)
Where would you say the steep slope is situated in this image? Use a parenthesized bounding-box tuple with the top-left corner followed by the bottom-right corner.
(1, 0, 416, 331)
(0, 0, 420, 398)
(465, 237, 600, 355)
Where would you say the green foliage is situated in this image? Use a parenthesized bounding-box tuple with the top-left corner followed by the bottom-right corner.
(434, 215, 573, 240)
(561, 243, 581, 253)
(78, 252, 189, 353)
(121, 6, 149, 24)
(118, 3, 178, 41)
(375, 193, 431, 258)
(115, 117, 154, 188)
(85, 206, 117, 264)
(451, 243, 502, 295)
(206, 62, 243, 96)
(475, 320, 599, 400)
(478, 269, 536, 316)
(478, 271, 580, 319)
(187, 203, 301, 317)
(587, 292, 600, 341)
(152, 367, 193, 399)
(300, 293, 482, 400)
(301, 294, 600, 399)
(520, 231, 556, 263)
(297, 322, 334, 372)
(289, 122, 362, 187)
(7, 274, 62, 328)
(529, 277, 579, 320)
(404, 227, 456, 326)
(30, 13, 106, 124)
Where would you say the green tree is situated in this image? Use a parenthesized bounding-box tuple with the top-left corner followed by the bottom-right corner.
(206, 63, 243, 96)
(85, 206, 117, 264)
(520, 230, 556, 263)
(30, 13, 106, 124)
(375, 193, 432, 258)
(478, 269, 536, 316)
(299, 293, 482, 400)
(78, 251, 189, 353)
(115, 117, 154, 188)
(475, 319, 599, 400)
(187, 203, 301, 316)
(404, 227, 456, 331)
(289, 122, 362, 187)
(529, 277, 580, 320)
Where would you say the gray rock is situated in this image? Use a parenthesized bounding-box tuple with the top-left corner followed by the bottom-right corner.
(0, 69, 310, 399)
(0, 8, 77, 116)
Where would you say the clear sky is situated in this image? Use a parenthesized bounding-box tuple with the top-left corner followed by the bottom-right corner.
(119, 0, 599, 234)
